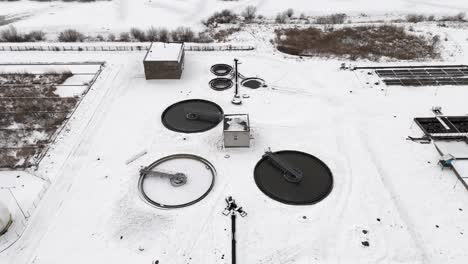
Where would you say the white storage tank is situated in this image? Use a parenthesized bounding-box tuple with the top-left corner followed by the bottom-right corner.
(0, 202, 12, 236)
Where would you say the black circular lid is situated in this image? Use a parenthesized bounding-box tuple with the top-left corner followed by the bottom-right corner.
(254, 150, 333, 205)
(211, 64, 233, 76)
(162, 99, 223, 133)
(241, 78, 265, 89)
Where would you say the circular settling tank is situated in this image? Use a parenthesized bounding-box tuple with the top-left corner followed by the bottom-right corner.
(0, 202, 12, 236)
(139, 154, 216, 209)
(210, 64, 233, 76)
(254, 150, 333, 205)
(241, 78, 266, 89)
(162, 99, 223, 133)
(209, 78, 233, 91)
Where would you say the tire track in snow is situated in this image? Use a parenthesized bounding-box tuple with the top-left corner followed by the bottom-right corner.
(357, 122, 430, 263)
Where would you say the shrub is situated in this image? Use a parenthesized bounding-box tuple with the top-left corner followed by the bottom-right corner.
(159, 28, 169, 42)
(0, 26, 27, 42)
(0, 27, 46, 42)
(242, 6, 257, 22)
(146, 26, 158, 41)
(58, 29, 85, 42)
(195, 31, 214, 43)
(406, 14, 427, 23)
(95, 34, 105, 41)
(107, 33, 116, 41)
(316, 13, 347, 24)
(213, 27, 241, 42)
(431, 35, 441, 49)
(203, 9, 238, 27)
(171, 27, 195, 42)
(130, 27, 146, 41)
(119, 32, 130, 42)
(26, 30, 46, 41)
(440, 12, 466, 22)
(285, 8, 294, 18)
(275, 13, 288, 24)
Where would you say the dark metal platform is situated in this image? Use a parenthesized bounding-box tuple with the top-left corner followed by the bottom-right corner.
(254, 150, 333, 205)
(360, 65, 468, 86)
(162, 99, 224, 133)
(414, 116, 468, 139)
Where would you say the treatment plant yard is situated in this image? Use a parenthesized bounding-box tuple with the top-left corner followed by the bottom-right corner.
(0, 1, 468, 264)
(0, 47, 466, 264)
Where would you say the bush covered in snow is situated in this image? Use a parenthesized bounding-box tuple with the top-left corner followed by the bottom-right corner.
(202, 9, 238, 27)
(241, 6, 257, 22)
(315, 13, 347, 24)
(0, 26, 46, 42)
(130, 27, 147, 42)
(58, 29, 85, 42)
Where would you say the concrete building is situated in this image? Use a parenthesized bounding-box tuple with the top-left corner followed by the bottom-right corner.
(143, 42, 185, 79)
(223, 114, 250, 148)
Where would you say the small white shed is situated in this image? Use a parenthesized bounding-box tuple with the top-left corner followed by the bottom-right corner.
(223, 114, 250, 148)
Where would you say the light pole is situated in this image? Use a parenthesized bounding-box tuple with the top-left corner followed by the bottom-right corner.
(223, 196, 247, 264)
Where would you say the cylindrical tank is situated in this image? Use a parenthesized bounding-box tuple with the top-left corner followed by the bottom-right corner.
(0, 202, 12, 236)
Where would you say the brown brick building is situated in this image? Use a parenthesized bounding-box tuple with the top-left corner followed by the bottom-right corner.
(143, 42, 185, 79)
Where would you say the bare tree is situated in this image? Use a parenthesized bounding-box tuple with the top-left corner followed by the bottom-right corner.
(242, 6, 257, 22)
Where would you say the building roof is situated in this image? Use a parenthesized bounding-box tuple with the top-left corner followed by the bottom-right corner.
(224, 114, 250, 132)
(144, 42, 184, 62)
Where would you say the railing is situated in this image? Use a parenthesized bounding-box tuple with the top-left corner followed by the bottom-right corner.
(0, 44, 255, 52)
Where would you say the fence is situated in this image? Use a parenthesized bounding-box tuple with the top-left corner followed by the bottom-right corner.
(0, 44, 255, 52)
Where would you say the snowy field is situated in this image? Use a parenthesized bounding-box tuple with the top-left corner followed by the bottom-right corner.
(1, 0, 468, 33)
(0, 46, 466, 263)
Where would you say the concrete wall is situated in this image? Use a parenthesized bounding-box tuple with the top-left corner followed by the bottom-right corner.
(143, 50, 185, 79)
(224, 130, 250, 148)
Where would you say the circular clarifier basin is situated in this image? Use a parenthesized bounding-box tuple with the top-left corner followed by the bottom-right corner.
(162, 99, 223, 133)
(139, 154, 216, 209)
(254, 150, 333, 205)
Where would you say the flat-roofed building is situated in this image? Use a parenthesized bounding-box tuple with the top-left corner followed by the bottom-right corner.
(143, 42, 185, 79)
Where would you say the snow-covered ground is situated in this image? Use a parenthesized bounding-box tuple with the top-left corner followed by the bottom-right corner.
(0, 171, 49, 253)
(1, 0, 468, 33)
(0, 45, 466, 263)
(0, 1, 468, 264)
